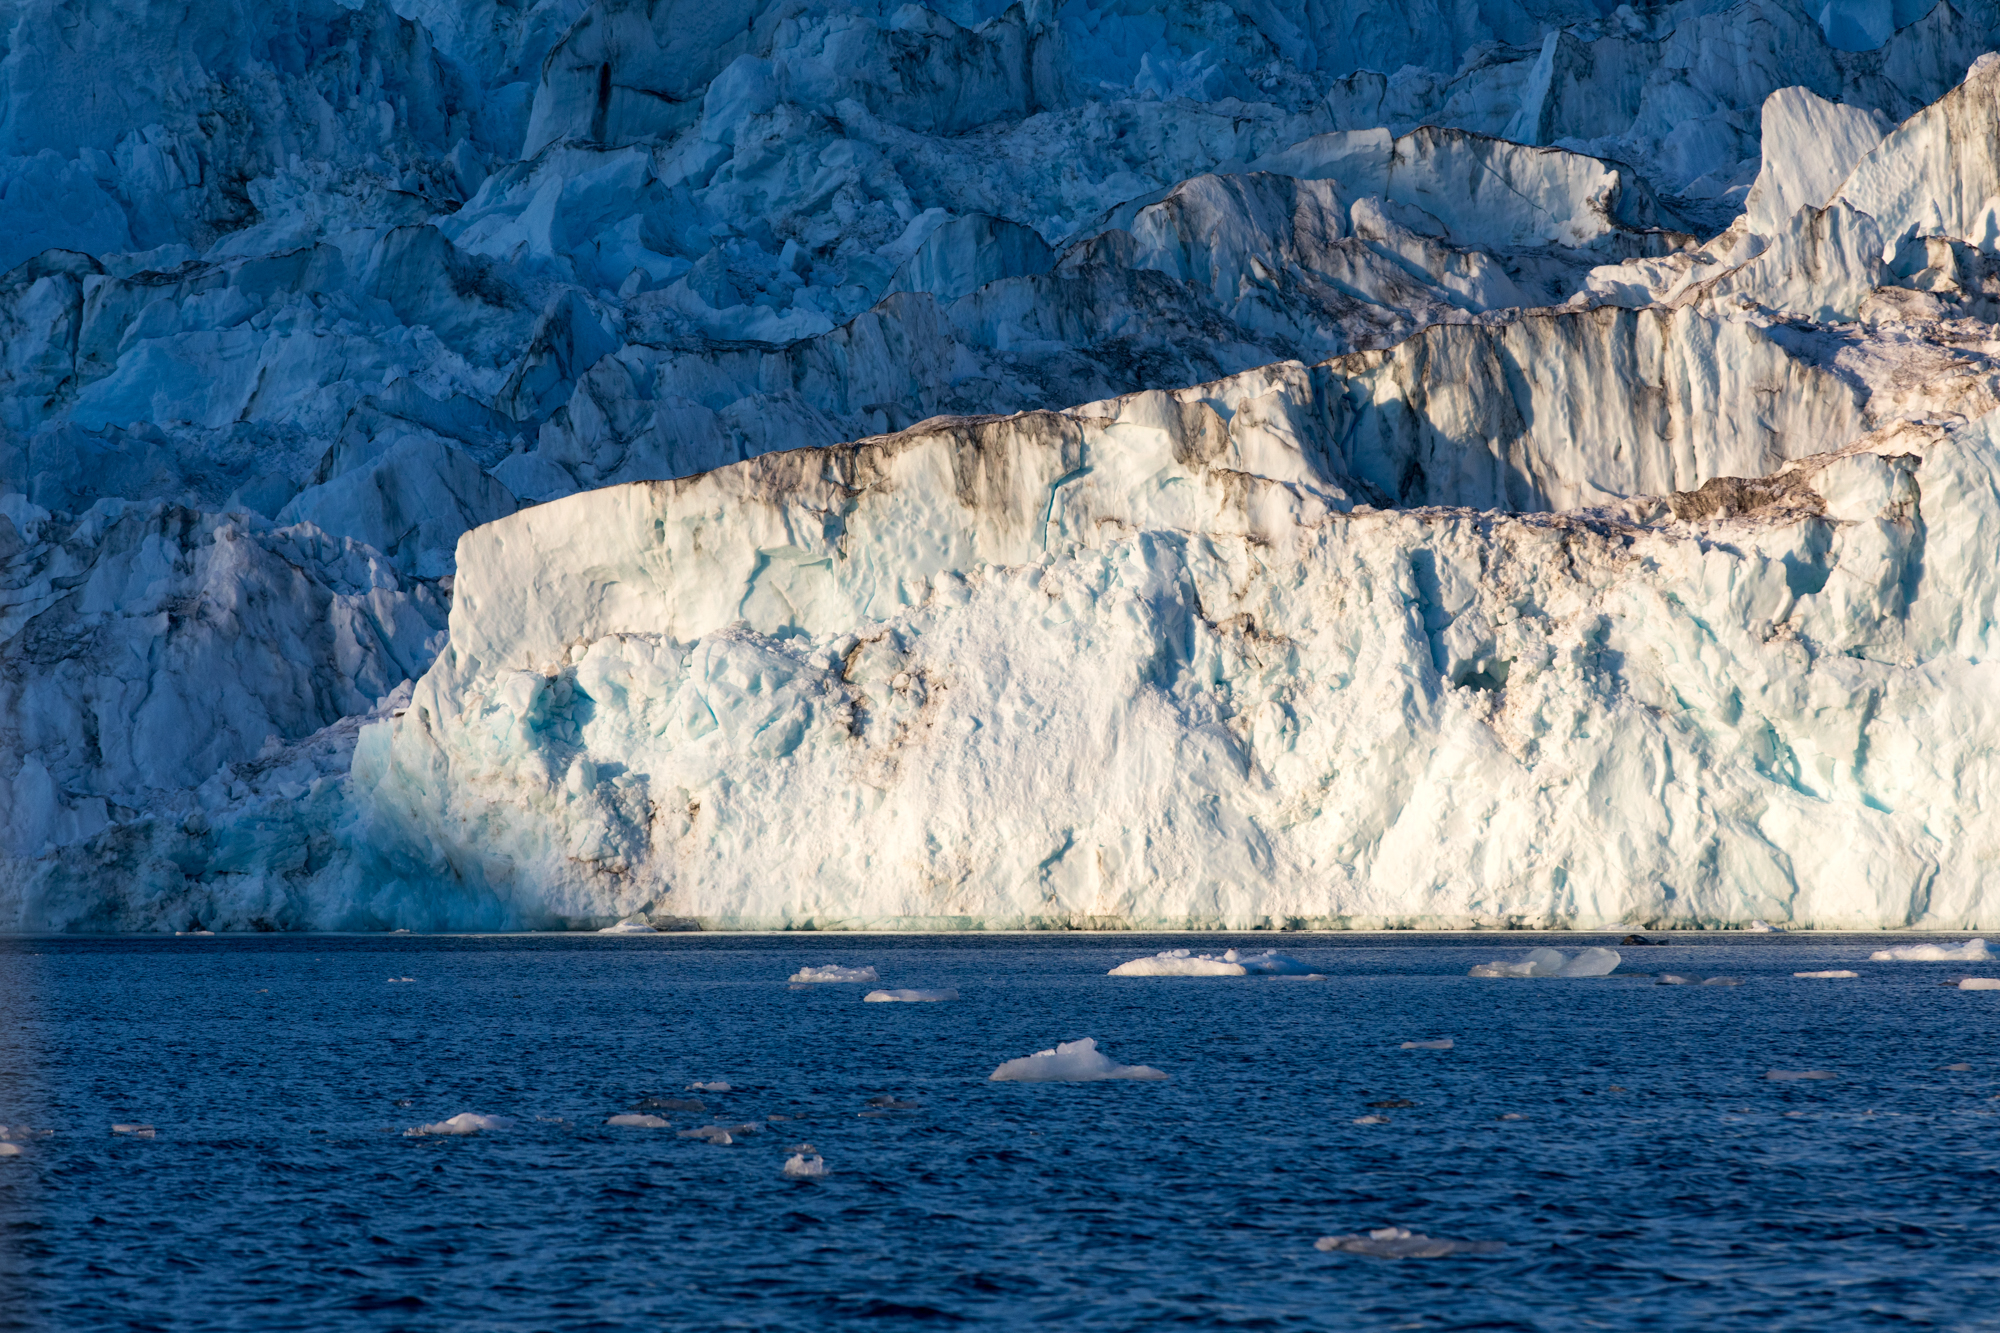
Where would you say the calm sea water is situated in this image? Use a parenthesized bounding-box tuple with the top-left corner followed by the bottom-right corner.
(2, 932, 1997, 1331)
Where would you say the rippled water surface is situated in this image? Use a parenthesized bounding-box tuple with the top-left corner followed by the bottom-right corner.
(3, 933, 1999, 1331)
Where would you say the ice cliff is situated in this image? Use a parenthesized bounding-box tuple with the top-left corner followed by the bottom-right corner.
(5, 0, 2000, 929)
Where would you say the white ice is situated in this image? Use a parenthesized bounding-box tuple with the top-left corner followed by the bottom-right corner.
(1795, 970, 1859, 978)
(788, 966, 881, 984)
(604, 1114, 669, 1128)
(863, 989, 958, 1002)
(110, 1123, 154, 1135)
(1958, 978, 2000, 990)
(405, 1112, 515, 1136)
(0, 1144, 20, 1158)
(988, 1037, 1168, 1083)
(686, 1081, 731, 1092)
(1315, 1227, 1504, 1258)
(599, 920, 657, 934)
(1868, 940, 1993, 961)
(782, 1153, 829, 1179)
(1469, 947, 1621, 979)
(1109, 948, 1317, 977)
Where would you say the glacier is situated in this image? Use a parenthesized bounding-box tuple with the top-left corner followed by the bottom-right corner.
(5, 0, 2000, 930)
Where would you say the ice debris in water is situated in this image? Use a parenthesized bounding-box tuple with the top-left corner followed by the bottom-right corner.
(633, 1097, 704, 1112)
(1401, 1040, 1454, 1050)
(0, 1144, 20, 1159)
(386, 977, 415, 983)
(1869, 939, 1992, 961)
(783, 1153, 829, 1179)
(1659, 974, 1743, 985)
(1107, 948, 1317, 977)
(1766, 1070, 1839, 1081)
(686, 1081, 731, 1093)
(789, 965, 880, 984)
(1796, 970, 1860, 978)
(864, 988, 958, 1002)
(1468, 947, 1621, 978)
(405, 1113, 515, 1136)
(1959, 978, 2000, 990)
(678, 1126, 734, 1145)
(1352, 1114, 1390, 1125)
(605, 1114, 669, 1129)
(1747, 920, 1784, 933)
(110, 1123, 155, 1136)
(599, 920, 657, 934)
(1315, 1227, 1505, 1258)
(989, 1038, 1167, 1083)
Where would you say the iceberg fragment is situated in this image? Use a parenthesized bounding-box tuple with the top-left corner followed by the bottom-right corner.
(1958, 979, 2000, 990)
(789, 966, 881, 984)
(604, 1114, 669, 1128)
(988, 1038, 1167, 1084)
(1315, 1227, 1505, 1258)
(1469, 948, 1621, 978)
(1109, 949, 1317, 977)
(1869, 940, 1992, 962)
(405, 1113, 514, 1136)
(782, 1153, 829, 1179)
(599, 920, 657, 934)
(1400, 1040, 1454, 1050)
(1795, 970, 1859, 978)
(863, 989, 958, 1003)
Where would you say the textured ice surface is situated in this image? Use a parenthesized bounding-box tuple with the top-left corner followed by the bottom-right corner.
(789, 966, 880, 984)
(863, 988, 957, 1002)
(989, 1037, 1167, 1083)
(604, 1114, 669, 1128)
(1869, 940, 1993, 961)
(1470, 948, 1621, 978)
(9, 0, 2000, 932)
(405, 1112, 514, 1136)
(1315, 1227, 1505, 1258)
(1108, 949, 1315, 977)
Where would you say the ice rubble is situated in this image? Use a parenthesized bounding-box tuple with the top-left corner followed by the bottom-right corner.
(405, 1112, 515, 1135)
(1315, 1227, 1505, 1258)
(789, 965, 881, 983)
(1469, 948, 1621, 978)
(1868, 939, 1992, 960)
(604, 1113, 669, 1127)
(782, 1152, 829, 1178)
(7, 1, 2000, 933)
(989, 1037, 1167, 1082)
(1108, 949, 1316, 977)
(864, 988, 958, 1001)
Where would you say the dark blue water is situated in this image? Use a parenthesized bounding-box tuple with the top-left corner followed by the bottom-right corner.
(3, 933, 1998, 1331)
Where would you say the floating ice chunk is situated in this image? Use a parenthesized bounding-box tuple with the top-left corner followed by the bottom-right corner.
(1943, 1063, 1973, 1071)
(1796, 970, 1859, 978)
(1747, 920, 1782, 933)
(686, 1081, 731, 1092)
(1352, 1114, 1390, 1124)
(1701, 977, 1743, 987)
(1400, 1040, 1453, 1050)
(1107, 948, 1316, 977)
(599, 920, 657, 933)
(864, 988, 958, 1002)
(174, 931, 214, 937)
(110, 1123, 155, 1136)
(1959, 978, 2000, 990)
(1469, 947, 1620, 978)
(789, 965, 881, 983)
(988, 1037, 1167, 1083)
(1315, 1227, 1505, 1258)
(1656, 974, 1702, 985)
(1498, 1113, 1526, 1121)
(0, 1144, 20, 1158)
(1869, 939, 1992, 961)
(1766, 1070, 1838, 1081)
(387, 977, 415, 982)
(605, 1114, 669, 1128)
(677, 1125, 735, 1144)
(405, 1112, 515, 1136)
(783, 1153, 828, 1178)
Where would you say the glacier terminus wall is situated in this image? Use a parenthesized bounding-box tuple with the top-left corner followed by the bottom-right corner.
(6, 0, 2000, 930)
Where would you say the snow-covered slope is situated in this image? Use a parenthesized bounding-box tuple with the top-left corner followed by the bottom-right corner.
(6, 0, 2000, 929)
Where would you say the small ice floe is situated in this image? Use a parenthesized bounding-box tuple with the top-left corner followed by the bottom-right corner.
(1943, 1063, 1973, 1071)
(1766, 1070, 1838, 1081)
(1400, 1039, 1453, 1050)
(1795, 970, 1859, 979)
(405, 1112, 515, 1136)
(783, 1152, 829, 1179)
(0, 1126, 49, 1141)
(174, 930, 214, 937)
(1497, 1113, 1526, 1121)
(1468, 947, 1620, 978)
(864, 988, 958, 1002)
(686, 1081, 731, 1093)
(1869, 939, 1991, 962)
(386, 977, 415, 983)
(679, 1123, 755, 1144)
(110, 1123, 155, 1137)
(604, 1114, 670, 1128)
(1107, 948, 1319, 977)
(390, 928, 411, 934)
(0, 1143, 20, 1158)
(989, 1037, 1167, 1083)
(1702, 977, 1742, 986)
(599, 919, 656, 934)
(1959, 978, 2000, 990)
(789, 964, 880, 983)
(634, 1096, 706, 1112)
(1352, 1114, 1390, 1124)
(1315, 1227, 1505, 1258)
(1747, 920, 1783, 933)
